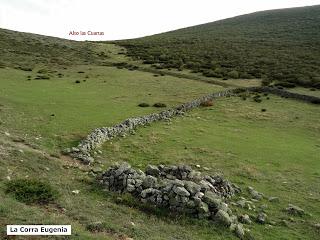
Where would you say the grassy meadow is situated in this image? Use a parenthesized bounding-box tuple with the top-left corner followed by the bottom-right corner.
(0, 25, 320, 239)
(0, 62, 319, 239)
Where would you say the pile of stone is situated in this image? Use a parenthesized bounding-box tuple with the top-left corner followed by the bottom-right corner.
(98, 162, 247, 238)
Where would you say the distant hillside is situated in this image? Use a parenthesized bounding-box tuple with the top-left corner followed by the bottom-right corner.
(0, 28, 101, 69)
(117, 5, 320, 88)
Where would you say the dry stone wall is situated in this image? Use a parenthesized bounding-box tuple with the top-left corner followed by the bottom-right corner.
(66, 87, 320, 164)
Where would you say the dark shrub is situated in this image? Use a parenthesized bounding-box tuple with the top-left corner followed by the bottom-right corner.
(253, 95, 262, 103)
(86, 222, 104, 233)
(75, 80, 81, 83)
(261, 109, 267, 112)
(200, 100, 213, 107)
(78, 71, 85, 73)
(138, 103, 150, 107)
(275, 82, 296, 88)
(310, 88, 316, 91)
(35, 75, 50, 80)
(5, 179, 58, 205)
(153, 74, 159, 77)
(311, 99, 320, 104)
(153, 103, 167, 108)
(37, 69, 47, 74)
(20, 67, 32, 71)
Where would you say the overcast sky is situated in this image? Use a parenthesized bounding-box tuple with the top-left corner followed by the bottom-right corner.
(0, 0, 319, 41)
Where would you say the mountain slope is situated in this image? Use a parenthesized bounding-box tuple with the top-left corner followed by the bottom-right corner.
(117, 5, 320, 88)
(0, 28, 103, 69)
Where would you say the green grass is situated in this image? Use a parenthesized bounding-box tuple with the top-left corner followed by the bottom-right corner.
(0, 29, 319, 239)
(0, 66, 222, 152)
(97, 95, 320, 240)
(0, 70, 319, 239)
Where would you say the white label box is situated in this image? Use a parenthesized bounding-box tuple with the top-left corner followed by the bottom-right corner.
(7, 225, 71, 235)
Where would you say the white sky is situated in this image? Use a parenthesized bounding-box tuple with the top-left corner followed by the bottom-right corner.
(0, 0, 319, 41)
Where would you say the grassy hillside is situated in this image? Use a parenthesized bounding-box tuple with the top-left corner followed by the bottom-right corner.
(117, 5, 320, 88)
(0, 16, 319, 240)
(0, 28, 106, 69)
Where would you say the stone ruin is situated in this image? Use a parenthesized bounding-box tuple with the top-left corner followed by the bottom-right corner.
(98, 162, 248, 239)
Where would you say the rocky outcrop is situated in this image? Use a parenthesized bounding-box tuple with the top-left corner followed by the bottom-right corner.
(98, 162, 246, 238)
(66, 87, 320, 164)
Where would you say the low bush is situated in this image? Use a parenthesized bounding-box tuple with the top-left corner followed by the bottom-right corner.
(20, 67, 32, 71)
(37, 69, 48, 74)
(35, 75, 50, 80)
(153, 102, 167, 108)
(75, 80, 81, 83)
(138, 103, 150, 107)
(200, 100, 213, 107)
(253, 95, 262, 103)
(275, 82, 296, 88)
(5, 179, 58, 205)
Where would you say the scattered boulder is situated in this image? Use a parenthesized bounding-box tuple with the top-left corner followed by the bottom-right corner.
(268, 197, 279, 203)
(247, 186, 263, 200)
(256, 212, 267, 224)
(286, 204, 305, 216)
(239, 214, 252, 224)
(234, 224, 245, 239)
(215, 210, 232, 226)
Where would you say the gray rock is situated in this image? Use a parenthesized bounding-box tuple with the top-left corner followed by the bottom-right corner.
(92, 167, 103, 173)
(239, 214, 252, 224)
(174, 187, 190, 197)
(313, 223, 320, 230)
(268, 196, 279, 203)
(115, 162, 131, 176)
(184, 181, 201, 195)
(197, 201, 209, 214)
(286, 204, 305, 216)
(126, 184, 136, 192)
(215, 210, 232, 226)
(247, 186, 263, 200)
(203, 192, 221, 208)
(256, 212, 267, 224)
(235, 224, 245, 239)
(145, 165, 160, 177)
(142, 175, 157, 188)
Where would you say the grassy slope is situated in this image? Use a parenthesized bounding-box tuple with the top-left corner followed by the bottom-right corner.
(117, 5, 320, 87)
(0, 28, 319, 239)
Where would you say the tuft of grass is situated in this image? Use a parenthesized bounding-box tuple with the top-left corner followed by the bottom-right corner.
(5, 179, 58, 205)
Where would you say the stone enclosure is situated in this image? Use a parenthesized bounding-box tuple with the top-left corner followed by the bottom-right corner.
(98, 162, 247, 238)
